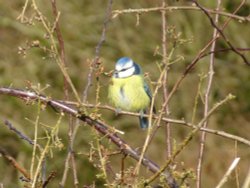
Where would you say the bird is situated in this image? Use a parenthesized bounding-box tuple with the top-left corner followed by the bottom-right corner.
(108, 57, 154, 129)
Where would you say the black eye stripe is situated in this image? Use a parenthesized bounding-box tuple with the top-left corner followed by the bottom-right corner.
(121, 65, 133, 72)
(121, 68, 128, 72)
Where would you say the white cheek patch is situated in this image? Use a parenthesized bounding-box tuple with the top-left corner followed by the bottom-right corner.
(117, 66, 135, 78)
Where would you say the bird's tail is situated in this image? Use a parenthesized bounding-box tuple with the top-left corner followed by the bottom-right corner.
(139, 110, 148, 129)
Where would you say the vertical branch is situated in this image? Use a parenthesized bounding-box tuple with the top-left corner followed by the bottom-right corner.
(59, 118, 80, 187)
(51, 0, 69, 99)
(196, 1, 221, 188)
(146, 94, 234, 185)
(31, 0, 81, 102)
(234, 141, 240, 188)
(82, 0, 113, 102)
(161, 0, 172, 158)
(30, 100, 41, 182)
(133, 69, 167, 175)
(50, 0, 79, 186)
(157, 0, 247, 118)
(81, 0, 113, 184)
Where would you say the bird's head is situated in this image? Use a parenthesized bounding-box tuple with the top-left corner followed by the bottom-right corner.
(114, 57, 141, 78)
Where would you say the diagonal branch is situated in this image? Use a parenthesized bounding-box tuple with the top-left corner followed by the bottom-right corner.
(0, 87, 178, 188)
(197, 1, 221, 187)
(0, 147, 30, 181)
(83, 0, 113, 102)
(192, 0, 249, 65)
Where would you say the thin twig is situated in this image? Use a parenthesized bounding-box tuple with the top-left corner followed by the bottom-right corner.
(242, 165, 250, 188)
(42, 171, 57, 188)
(59, 152, 70, 187)
(157, 0, 249, 123)
(32, 135, 51, 188)
(196, 1, 221, 187)
(145, 94, 235, 185)
(234, 141, 240, 188)
(3, 120, 34, 147)
(161, 0, 172, 159)
(16, 0, 30, 23)
(0, 87, 178, 188)
(0, 148, 30, 180)
(30, 99, 41, 185)
(215, 157, 240, 188)
(82, 0, 113, 102)
(60, 101, 250, 147)
(112, 6, 250, 22)
(133, 66, 168, 175)
(51, 0, 69, 99)
(200, 47, 250, 59)
(31, 0, 81, 103)
(50, 1, 79, 186)
(192, 0, 249, 65)
(120, 155, 126, 185)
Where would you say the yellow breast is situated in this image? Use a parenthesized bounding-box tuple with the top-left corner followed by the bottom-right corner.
(108, 75, 151, 112)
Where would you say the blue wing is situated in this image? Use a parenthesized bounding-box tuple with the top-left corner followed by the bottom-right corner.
(144, 82, 152, 99)
(143, 82, 156, 113)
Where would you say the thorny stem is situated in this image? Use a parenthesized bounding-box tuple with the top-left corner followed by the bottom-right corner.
(32, 135, 51, 188)
(192, 0, 249, 65)
(196, 1, 221, 187)
(16, 0, 30, 22)
(145, 94, 235, 185)
(31, 0, 81, 103)
(158, 0, 249, 124)
(58, 101, 250, 147)
(112, 6, 250, 22)
(50, 0, 79, 186)
(0, 148, 30, 180)
(161, 0, 172, 159)
(82, 0, 113, 102)
(30, 99, 41, 184)
(81, 0, 113, 186)
(0, 87, 178, 188)
(133, 65, 169, 175)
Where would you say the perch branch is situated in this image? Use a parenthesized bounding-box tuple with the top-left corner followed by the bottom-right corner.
(0, 87, 178, 188)
(59, 101, 250, 147)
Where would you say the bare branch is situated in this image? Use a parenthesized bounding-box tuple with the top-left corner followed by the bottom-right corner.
(83, 0, 113, 102)
(0, 147, 30, 181)
(161, 0, 172, 159)
(197, 1, 221, 187)
(145, 94, 235, 185)
(192, 0, 250, 65)
(215, 157, 240, 188)
(0, 87, 178, 188)
(112, 6, 250, 22)
(3, 120, 34, 147)
(59, 101, 250, 147)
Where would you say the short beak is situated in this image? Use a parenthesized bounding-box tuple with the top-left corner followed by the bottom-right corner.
(113, 70, 119, 78)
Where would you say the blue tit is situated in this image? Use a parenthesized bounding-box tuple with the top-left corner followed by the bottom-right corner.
(108, 57, 153, 129)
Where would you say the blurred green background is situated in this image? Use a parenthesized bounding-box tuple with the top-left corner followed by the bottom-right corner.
(0, 0, 250, 187)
